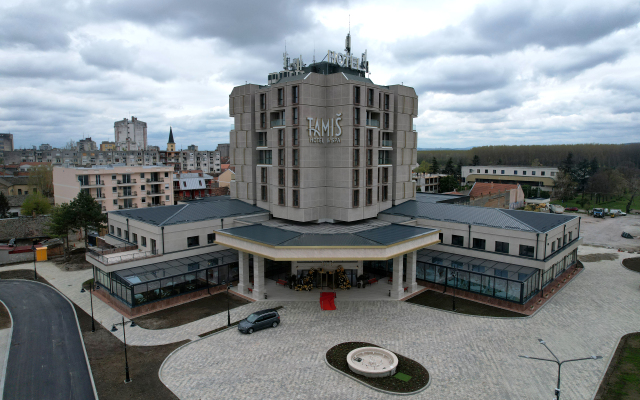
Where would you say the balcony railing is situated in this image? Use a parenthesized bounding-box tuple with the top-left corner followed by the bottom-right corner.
(87, 247, 156, 265)
(93, 193, 106, 199)
(378, 156, 392, 165)
(80, 181, 104, 187)
(270, 119, 285, 128)
(230, 124, 235, 131)
(366, 119, 380, 127)
(381, 139, 393, 147)
(257, 139, 267, 147)
(413, 124, 417, 131)
(118, 191, 137, 198)
(146, 177, 162, 183)
(147, 190, 164, 195)
(116, 179, 136, 185)
(258, 157, 272, 165)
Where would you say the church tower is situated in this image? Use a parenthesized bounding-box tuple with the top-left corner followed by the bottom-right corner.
(167, 126, 175, 151)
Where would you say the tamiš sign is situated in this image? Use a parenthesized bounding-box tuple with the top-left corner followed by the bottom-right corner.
(307, 114, 342, 144)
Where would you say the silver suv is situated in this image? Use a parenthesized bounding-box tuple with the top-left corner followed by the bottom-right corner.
(238, 309, 280, 334)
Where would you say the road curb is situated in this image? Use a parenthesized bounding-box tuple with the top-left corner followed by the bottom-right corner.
(0, 299, 13, 400)
(1, 279, 100, 400)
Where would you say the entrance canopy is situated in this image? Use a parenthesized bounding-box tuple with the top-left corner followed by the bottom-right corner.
(215, 222, 439, 261)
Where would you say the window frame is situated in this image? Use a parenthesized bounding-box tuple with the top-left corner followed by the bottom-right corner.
(187, 236, 200, 248)
(451, 235, 464, 247)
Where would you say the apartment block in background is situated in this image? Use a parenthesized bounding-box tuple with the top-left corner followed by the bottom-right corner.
(53, 164, 174, 212)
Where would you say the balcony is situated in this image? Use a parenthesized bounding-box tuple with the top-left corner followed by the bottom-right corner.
(257, 138, 268, 147)
(146, 201, 166, 207)
(116, 179, 137, 185)
(413, 124, 417, 131)
(270, 119, 285, 128)
(381, 140, 393, 148)
(378, 156, 392, 165)
(146, 177, 163, 183)
(118, 191, 137, 198)
(79, 181, 104, 187)
(118, 203, 138, 209)
(366, 119, 380, 127)
(87, 245, 157, 265)
(147, 190, 164, 196)
(230, 124, 235, 131)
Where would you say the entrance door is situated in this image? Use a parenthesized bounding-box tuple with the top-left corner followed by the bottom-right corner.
(150, 239, 157, 255)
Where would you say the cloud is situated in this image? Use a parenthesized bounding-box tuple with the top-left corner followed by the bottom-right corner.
(80, 40, 137, 70)
(394, 0, 640, 59)
(427, 88, 534, 113)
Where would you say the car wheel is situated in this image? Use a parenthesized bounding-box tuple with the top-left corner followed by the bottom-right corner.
(248, 328, 254, 334)
(272, 321, 278, 328)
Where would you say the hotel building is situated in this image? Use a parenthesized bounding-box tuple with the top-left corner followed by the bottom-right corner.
(86, 35, 582, 316)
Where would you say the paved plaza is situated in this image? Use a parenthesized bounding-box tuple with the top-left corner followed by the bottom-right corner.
(160, 246, 640, 400)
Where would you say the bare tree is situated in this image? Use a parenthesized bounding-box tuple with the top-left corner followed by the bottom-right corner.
(63, 139, 77, 150)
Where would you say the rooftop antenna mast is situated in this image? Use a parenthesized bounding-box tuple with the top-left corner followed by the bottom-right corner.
(345, 15, 351, 56)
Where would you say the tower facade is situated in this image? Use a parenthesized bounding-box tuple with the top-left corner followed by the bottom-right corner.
(114, 116, 147, 151)
(229, 36, 418, 223)
(167, 127, 176, 152)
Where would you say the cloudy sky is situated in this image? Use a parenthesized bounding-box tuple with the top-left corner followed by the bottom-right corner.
(1, 0, 639, 150)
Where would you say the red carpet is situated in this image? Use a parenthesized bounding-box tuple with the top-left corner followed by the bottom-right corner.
(320, 292, 336, 310)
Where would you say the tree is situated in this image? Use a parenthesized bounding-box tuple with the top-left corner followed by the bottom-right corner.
(428, 157, 440, 174)
(497, 158, 503, 165)
(0, 192, 9, 218)
(574, 159, 591, 197)
(47, 203, 77, 259)
(63, 139, 77, 150)
(590, 157, 599, 175)
(71, 191, 107, 249)
(455, 160, 463, 180)
(560, 152, 575, 176)
(472, 155, 480, 166)
(413, 160, 430, 174)
(439, 175, 458, 193)
(618, 167, 640, 213)
(554, 171, 576, 202)
(443, 158, 455, 175)
(21, 192, 52, 215)
(28, 164, 54, 197)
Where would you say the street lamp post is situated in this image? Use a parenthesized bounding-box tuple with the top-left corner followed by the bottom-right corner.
(111, 316, 137, 383)
(451, 270, 457, 312)
(222, 281, 233, 327)
(31, 245, 37, 280)
(519, 339, 602, 400)
(80, 284, 96, 333)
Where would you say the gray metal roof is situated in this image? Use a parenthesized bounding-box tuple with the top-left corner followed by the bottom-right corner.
(415, 193, 466, 203)
(381, 201, 575, 233)
(219, 223, 435, 247)
(110, 197, 267, 226)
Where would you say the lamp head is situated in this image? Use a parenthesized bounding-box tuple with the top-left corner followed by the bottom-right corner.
(111, 324, 118, 332)
(538, 339, 545, 345)
(519, 355, 530, 359)
(592, 355, 602, 360)
(80, 288, 86, 293)
(129, 321, 136, 328)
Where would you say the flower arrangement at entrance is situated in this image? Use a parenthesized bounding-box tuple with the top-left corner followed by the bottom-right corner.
(295, 268, 316, 291)
(336, 266, 351, 290)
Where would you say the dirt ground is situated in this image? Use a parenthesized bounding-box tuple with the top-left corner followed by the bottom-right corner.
(75, 304, 186, 400)
(579, 253, 620, 263)
(622, 257, 640, 273)
(580, 214, 640, 252)
(51, 252, 94, 271)
(132, 292, 251, 330)
(406, 290, 526, 318)
(0, 300, 10, 329)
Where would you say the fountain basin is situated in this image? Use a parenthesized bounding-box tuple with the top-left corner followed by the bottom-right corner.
(346, 347, 398, 378)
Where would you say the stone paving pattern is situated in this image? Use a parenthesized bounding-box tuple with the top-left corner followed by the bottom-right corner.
(160, 246, 640, 400)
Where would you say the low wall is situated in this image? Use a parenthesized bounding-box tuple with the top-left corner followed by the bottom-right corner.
(0, 249, 34, 265)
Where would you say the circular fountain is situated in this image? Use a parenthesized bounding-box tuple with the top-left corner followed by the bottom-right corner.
(346, 347, 398, 378)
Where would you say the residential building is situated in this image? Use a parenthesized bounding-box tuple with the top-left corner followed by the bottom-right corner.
(462, 165, 558, 191)
(114, 116, 147, 151)
(218, 169, 235, 187)
(39, 144, 53, 151)
(77, 137, 97, 151)
(0, 177, 37, 196)
(469, 182, 525, 209)
(18, 162, 51, 172)
(216, 143, 230, 159)
(0, 134, 14, 152)
(100, 141, 116, 151)
(53, 164, 174, 212)
(414, 173, 447, 193)
(173, 171, 216, 201)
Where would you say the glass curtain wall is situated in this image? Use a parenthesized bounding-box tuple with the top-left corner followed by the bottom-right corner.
(416, 249, 540, 304)
(541, 248, 578, 288)
(96, 249, 240, 307)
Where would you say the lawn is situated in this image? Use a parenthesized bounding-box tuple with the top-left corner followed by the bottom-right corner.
(132, 291, 251, 330)
(406, 289, 526, 318)
(596, 333, 640, 400)
(325, 342, 429, 393)
(551, 194, 640, 212)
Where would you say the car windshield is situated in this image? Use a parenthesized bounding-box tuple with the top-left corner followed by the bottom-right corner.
(247, 313, 260, 323)
(594, 208, 603, 212)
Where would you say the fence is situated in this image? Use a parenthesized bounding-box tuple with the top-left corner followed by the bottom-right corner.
(87, 249, 156, 265)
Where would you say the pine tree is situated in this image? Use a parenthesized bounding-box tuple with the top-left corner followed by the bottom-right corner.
(429, 157, 440, 174)
(0, 192, 9, 218)
(472, 155, 480, 166)
(47, 203, 77, 259)
(71, 191, 107, 249)
(590, 157, 599, 175)
(443, 158, 455, 175)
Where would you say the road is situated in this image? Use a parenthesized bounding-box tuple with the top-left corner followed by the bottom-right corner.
(0, 280, 96, 400)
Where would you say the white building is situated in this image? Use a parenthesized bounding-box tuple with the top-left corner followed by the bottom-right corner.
(462, 165, 559, 191)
